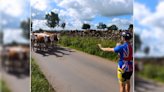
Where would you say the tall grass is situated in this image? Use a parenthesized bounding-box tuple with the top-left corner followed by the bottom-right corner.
(31, 58, 55, 92)
(58, 36, 119, 62)
(1, 79, 11, 92)
(139, 64, 164, 83)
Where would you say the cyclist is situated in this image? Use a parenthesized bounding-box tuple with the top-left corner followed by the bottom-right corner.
(98, 31, 133, 92)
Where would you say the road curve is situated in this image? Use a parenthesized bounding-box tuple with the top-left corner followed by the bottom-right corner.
(32, 45, 133, 92)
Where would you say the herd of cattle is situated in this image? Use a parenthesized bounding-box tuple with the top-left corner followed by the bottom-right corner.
(0, 45, 30, 72)
(31, 31, 61, 51)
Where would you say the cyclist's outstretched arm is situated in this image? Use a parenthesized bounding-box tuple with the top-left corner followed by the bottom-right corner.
(98, 44, 115, 52)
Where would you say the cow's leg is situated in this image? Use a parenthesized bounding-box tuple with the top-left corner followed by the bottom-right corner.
(51, 41, 53, 48)
(45, 42, 47, 50)
(44, 43, 46, 51)
(39, 43, 41, 50)
(54, 40, 57, 47)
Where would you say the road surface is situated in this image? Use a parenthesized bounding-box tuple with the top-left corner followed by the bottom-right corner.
(135, 76, 164, 92)
(32, 45, 133, 92)
(1, 69, 30, 92)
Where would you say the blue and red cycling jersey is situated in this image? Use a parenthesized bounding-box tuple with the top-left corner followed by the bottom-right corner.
(114, 42, 133, 72)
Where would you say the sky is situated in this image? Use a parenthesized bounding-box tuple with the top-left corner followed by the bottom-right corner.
(134, 0, 164, 57)
(31, 0, 133, 31)
(2, 0, 163, 57)
(0, 0, 30, 44)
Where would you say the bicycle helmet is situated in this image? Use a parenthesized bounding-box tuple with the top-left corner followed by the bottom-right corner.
(121, 31, 132, 40)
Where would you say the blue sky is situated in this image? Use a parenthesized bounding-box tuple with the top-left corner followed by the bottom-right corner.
(31, 0, 133, 31)
(134, 0, 164, 57)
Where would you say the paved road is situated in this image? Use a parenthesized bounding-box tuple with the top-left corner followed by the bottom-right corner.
(135, 76, 164, 92)
(32, 45, 133, 92)
(1, 70, 30, 92)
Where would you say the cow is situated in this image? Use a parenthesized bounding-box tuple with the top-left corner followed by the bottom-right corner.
(45, 32, 61, 47)
(32, 32, 50, 51)
(31, 33, 38, 51)
(2, 46, 30, 72)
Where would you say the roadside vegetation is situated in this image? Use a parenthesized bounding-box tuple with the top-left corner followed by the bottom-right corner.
(58, 36, 119, 62)
(139, 64, 164, 83)
(1, 79, 11, 92)
(31, 57, 55, 92)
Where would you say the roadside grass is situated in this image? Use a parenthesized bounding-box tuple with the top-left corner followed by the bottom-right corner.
(58, 36, 119, 62)
(1, 79, 11, 92)
(139, 64, 164, 83)
(31, 57, 55, 92)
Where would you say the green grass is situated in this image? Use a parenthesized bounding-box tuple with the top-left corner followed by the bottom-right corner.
(139, 64, 164, 83)
(31, 57, 55, 92)
(1, 79, 11, 92)
(58, 36, 119, 62)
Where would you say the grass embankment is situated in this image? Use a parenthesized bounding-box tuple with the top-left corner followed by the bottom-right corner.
(31, 58, 55, 92)
(139, 64, 164, 83)
(1, 79, 11, 92)
(58, 36, 119, 62)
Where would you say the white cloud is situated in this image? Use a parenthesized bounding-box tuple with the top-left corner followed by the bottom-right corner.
(1, 0, 29, 17)
(80, 0, 133, 17)
(134, 2, 151, 21)
(32, 20, 48, 30)
(31, 0, 50, 11)
(2, 20, 8, 25)
(134, 1, 164, 40)
(52, 9, 59, 13)
(134, 1, 164, 57)
(134, 27, 141, 34)
(58, 0, 95, 21)
(53, 0, 62, 3)
(32, 17, 84, 31)
(58, 0, 133, 21)
(32, 13, 36, 17)
(3, 29, 29, 44)
(140, 2, 164, 32)
(107, 17, 133, 29)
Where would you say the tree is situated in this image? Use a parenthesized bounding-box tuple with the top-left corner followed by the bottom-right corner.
(102, 24, 107, 30)
(7, 40, 19, 46)
(134, 34, 142, 53)
(45, 12, 60, 30)
(39, 28, 44, 32)
(31, 21, 33, 31)
(144, 46, 150, 56)
(0, 30, 3, 44)
(61, 22, 66, 30)
(97, 22, 103, 30)
(82, 23, 90, 30)
(107, 25, 118, 30)
(128, 24, 133, 30)
(20, 18, 30, 39)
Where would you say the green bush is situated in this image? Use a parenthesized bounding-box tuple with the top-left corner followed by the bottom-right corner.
(139, 64, 164, 83)
(58, 36, 119, 62)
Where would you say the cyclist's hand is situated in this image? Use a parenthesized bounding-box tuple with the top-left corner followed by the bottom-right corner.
(98, 44, 102, 48)
(116, 42, 121, 46)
